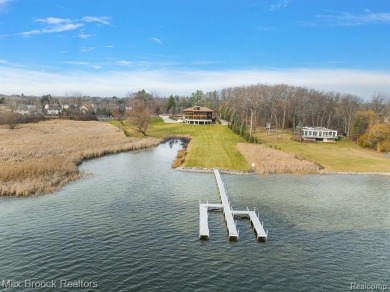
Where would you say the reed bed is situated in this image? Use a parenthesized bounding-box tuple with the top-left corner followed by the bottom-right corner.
(237, 143, 321, 175)
(0, 120, 160, 196)
(171, 149, 187, 168)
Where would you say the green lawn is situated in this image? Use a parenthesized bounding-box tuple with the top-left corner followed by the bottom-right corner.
(254, 131, 390, 172)
(110, 118, 249, 171)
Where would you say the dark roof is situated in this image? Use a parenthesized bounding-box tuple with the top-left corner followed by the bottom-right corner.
(184, 106, 213, 112)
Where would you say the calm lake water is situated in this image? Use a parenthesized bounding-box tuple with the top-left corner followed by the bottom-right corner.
(1, 140, 389, 291)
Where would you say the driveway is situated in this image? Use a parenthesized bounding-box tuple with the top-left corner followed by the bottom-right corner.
(159, 115, 182, 123)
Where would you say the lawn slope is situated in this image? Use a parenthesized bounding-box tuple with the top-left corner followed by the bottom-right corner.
(254, 131, 390, 172)
(112, 118, 249, 171)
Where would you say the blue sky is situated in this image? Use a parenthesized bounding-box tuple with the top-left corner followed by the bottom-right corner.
(0, 0, 389, 98)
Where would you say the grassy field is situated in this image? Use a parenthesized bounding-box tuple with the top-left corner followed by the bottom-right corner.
(253, 130, 390, 172)
(111, 118, 249, 171)
(0, 120, 160, 196)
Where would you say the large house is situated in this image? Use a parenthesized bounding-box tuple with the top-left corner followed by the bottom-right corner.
(183, 106, 213, 125)
(299, 126, 338, 142)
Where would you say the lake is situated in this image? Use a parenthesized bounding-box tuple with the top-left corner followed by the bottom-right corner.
(1, 140, 389, 291)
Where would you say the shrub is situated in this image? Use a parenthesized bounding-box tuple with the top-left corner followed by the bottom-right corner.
(0, 112, 19, 129)
(377, 141, 390, 152)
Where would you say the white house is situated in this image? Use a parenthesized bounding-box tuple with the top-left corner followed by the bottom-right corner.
(299, 127, 338, 142)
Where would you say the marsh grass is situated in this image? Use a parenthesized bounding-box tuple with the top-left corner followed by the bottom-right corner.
(237, 143, 321, 175)
(0, 120, 160, 196)
(171, 149, 187, 168)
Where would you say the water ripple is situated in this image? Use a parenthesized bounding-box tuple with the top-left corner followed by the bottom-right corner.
(0, 141, 389, 291)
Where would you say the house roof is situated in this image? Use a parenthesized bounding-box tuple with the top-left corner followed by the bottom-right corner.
(184, 106, 213, 112)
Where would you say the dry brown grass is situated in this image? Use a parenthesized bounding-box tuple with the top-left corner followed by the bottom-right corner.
(171, 149, 187, 168)
(0, 120, 161, 196)
(237, 143, 321, 175)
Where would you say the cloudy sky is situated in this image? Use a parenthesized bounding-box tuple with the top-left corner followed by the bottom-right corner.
(0, 0, 389, 98)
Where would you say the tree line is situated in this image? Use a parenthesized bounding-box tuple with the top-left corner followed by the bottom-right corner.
(1, 85, 389, 151)
(217, 84, 390, 152)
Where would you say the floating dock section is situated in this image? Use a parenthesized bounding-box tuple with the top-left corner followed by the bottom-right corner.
(199, 169, 268, 241)
(199, 202, 222, 239)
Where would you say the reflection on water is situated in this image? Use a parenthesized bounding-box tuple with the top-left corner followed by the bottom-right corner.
(0, 140, 389, 291)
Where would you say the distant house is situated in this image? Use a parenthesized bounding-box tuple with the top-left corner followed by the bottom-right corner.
(79, 105, 89, 114)
(183, 106, 213, 125)
(14, 109, 29, 115)
(299, 127, 338, 142)
(44, 104, 62, 115)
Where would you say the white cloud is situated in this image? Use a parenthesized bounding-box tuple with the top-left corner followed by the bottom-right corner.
(64, 61, 90, 66)
(0, 66, 388, 99)
(8, 21, 84, 37)
(117, 60, 133, 66)
(80, 46, 96, 52)
(150, 37, 163, 45)
(82, 16, 111, 26)
(35, 17, 70, 24)
(78, 32, 91, 39)
(1, 15, 110, 38)
(64, 61, 101, 69)
(90, 65, 102, 69)
(269, 0, 291, 11)
(45, 23, 83, 33)
(316, 11, 390, 26)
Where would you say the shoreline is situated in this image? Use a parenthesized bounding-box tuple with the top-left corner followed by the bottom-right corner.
(0, 120, 162, 197)
(324, 171, 390, 176)
(176, 166, 390, 176)
(0, 139, 162, 197)
(1, 122, 388, 197)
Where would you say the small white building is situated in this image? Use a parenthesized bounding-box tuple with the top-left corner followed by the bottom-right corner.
(300, 127, 338, 142)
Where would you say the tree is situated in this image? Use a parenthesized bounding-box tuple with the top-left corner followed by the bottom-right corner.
(1, 111, 19, 129)
(166, 95, 176, 113)
(132, 90, 153, 106)
(112, 107, 125, 126)
(370, 93, 387, 122)
(127, 99, 151, 136)
(40, 94, 52, 109)
(339, 94, 360, 137)
(190, 90, 204, 106)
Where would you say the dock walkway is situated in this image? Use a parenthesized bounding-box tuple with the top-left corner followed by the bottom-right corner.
(198, 169, 268, 241)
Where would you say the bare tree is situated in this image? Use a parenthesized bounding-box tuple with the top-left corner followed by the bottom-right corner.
(338, 94, 360, 137)
(127, 99, 152, 136)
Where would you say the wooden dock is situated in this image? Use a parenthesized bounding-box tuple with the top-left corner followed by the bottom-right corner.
(198, 169, 268, 241)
